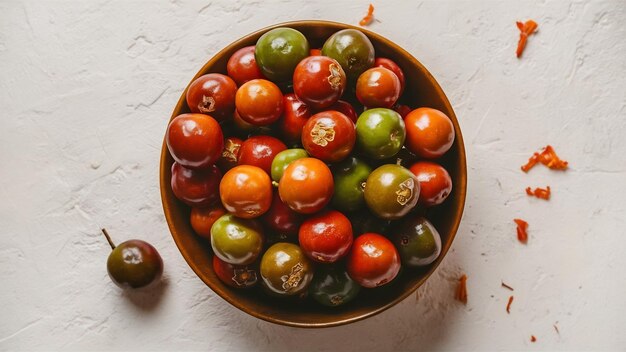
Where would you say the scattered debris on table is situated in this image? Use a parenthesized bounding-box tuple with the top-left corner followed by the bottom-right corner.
(455, 274, 468, 304)
(359, 4, 375, 26)
(531, 335, 537, 342)
(526, 186, 551, 200)
(506, 295, 514, 313)
(521, 145, 569, 172)
(501, 281, 514, 291)
(516, 20, 538, 58)
(514, 219, 529, 244)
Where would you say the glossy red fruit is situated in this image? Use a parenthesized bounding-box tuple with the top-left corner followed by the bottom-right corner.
(278, 158, 334, 214)
(298, 210, 353, 263)
(186, 74, 237, 121)
(171, 162, 221, 207)
(166, 113, 224, 169)
(262, 192, 303, 236)
(393, 104, 412, 119)
(356, 67, 401, 108)
(238, 135, 287, 175)
(216, 137, 243, 172)
(280, 93, 311, 144)
(409, 161, 453, 207)
(293, 56, 346, 110)
(235, 79, 283, 126)
(404, 107, 455, 158)
(301, 111, 355, 163)
(374, 57, 406, 95)
(326, 100, 358, 123)
(213, 255, 259, 289)
(226, 46, 265, 86)
(347, 233, 401, 288)
(190, 205, 227, 239)
(219, 165, 272, 219)
(309, 48, 322, 56)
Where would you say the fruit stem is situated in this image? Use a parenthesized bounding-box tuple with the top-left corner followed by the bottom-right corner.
(101, 228, 116, 250)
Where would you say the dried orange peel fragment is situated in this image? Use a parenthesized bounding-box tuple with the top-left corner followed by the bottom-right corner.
(521, 145, 568, 172)
(525, 186, 551, 200)
(514, 219, 529, 244)
(455, 274, 468, 304)
(359, 4, 375, 26)
(506, 295, 514, 313)
(516, 20, 538, 58)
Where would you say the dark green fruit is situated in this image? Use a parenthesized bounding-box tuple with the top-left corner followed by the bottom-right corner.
(210, 214, 264, 265)
(102, 229, 163, 289)
(260, 243, 313, 296)
(270, 148, 308, 182)
(309, 265, 360, 307)
(356, 108, 406, 159)
(321, 29, 375, 81)
(364, 164, 419, 220)
(331, 156, 372, 212)
(255, 28, 309, 82)
(393, 217, 442, 267)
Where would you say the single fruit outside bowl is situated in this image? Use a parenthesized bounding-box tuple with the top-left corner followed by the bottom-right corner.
(160, 20, 467, 328)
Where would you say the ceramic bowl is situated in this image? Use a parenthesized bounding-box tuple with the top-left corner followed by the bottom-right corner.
(160, 20, 466, 328)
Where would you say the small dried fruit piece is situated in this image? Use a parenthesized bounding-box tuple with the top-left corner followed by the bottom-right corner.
(359, 4, 375, 26)
(521, 145, 568, 172)
(501, 281, 514, 291)
(525, 186, 551, 200)
(516, 20, 538, 58)
(514, 219, 529, 244)
(455, 274, 468, 304)
(506, 295, 514, 313)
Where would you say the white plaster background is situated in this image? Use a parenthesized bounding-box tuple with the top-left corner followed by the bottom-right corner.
(1, 0, 625, 350)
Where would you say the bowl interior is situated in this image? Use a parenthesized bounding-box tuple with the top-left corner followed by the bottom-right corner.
(160, 20, 466, 328)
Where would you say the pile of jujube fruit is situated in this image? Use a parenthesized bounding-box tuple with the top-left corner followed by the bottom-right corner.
(166, 27, 455, 306)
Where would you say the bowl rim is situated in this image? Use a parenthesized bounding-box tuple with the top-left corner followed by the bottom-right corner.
(160, 19, 467, 328)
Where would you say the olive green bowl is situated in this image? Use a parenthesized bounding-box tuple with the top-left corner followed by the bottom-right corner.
(160, 20, 467, 328)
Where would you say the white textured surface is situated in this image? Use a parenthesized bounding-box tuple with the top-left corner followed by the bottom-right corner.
(1, 0, 625, 350)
